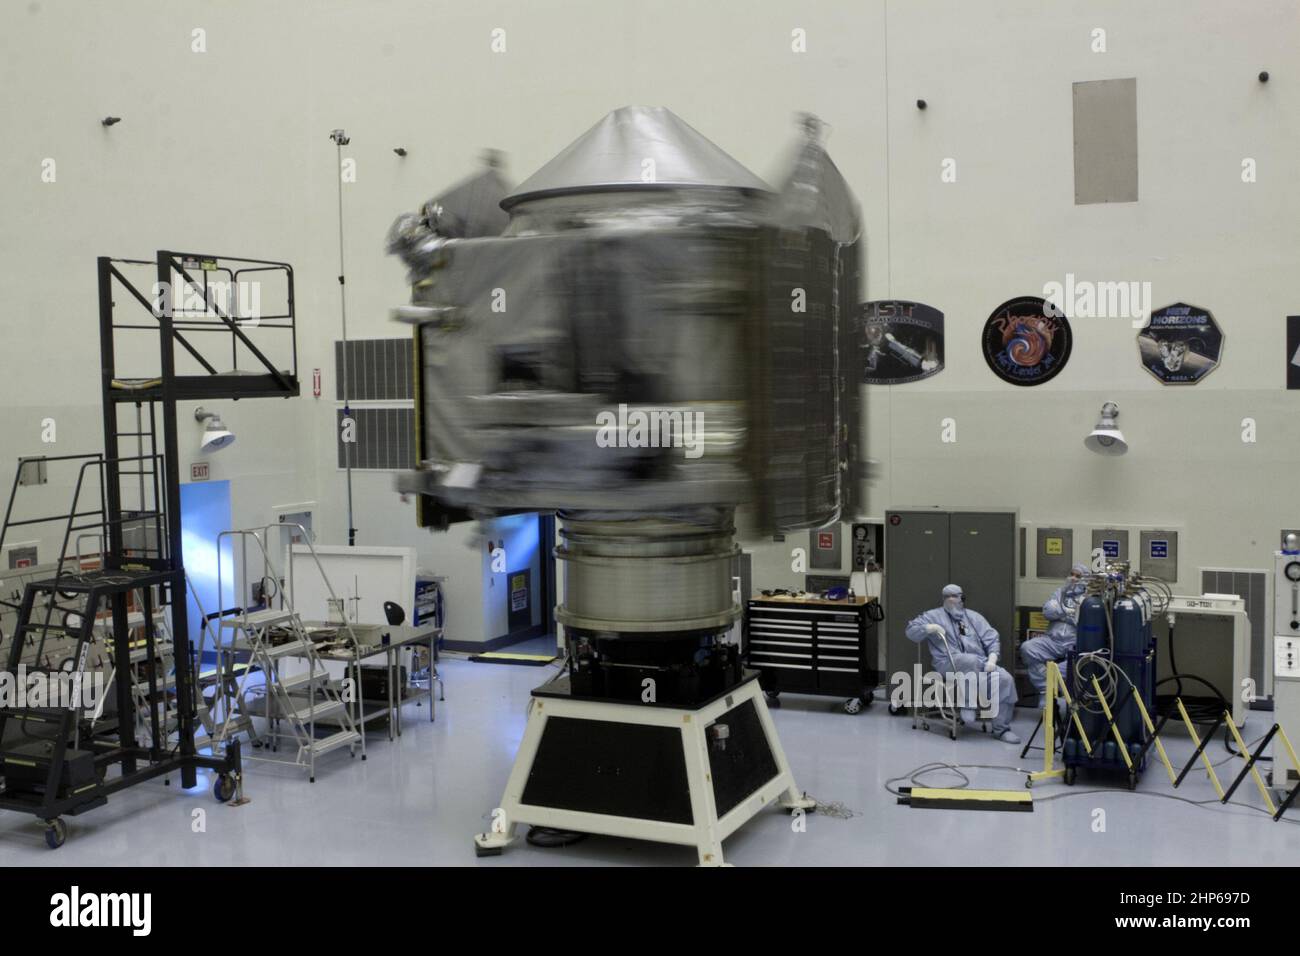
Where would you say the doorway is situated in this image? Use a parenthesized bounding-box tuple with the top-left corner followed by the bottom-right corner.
(179, 479, 234, 658)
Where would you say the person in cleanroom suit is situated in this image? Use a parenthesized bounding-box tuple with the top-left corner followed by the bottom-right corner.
(906, 583, 1020, 744)
(1021, 562, 1089, 707)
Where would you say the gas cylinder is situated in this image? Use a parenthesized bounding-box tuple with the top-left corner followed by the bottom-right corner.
(1112, 597, 1145, 754)
(1075, 595, 1109, 744)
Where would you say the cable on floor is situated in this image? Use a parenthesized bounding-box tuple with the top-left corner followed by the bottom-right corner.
(1223, 724, 1273, 762)
(804, 795, 860, 819)
(884, 761, 1027, 796)
(1153, 620, 1231, 726)
(526, 826, 588, 848)
(883, 758, 1300, 826)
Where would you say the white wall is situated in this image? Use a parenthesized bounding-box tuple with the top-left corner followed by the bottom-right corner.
(0, 0, 318, 573)
(2, 0, 1296, 637)
(866, 0, 1300, 608)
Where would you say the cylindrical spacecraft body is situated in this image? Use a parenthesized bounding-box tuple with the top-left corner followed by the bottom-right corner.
(388, 108, 861, 702)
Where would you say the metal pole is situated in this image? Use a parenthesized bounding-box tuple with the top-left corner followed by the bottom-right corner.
(331, 130, 356, 547)
(157, 251, 199, 788)
(135, 403, 146, 517)
(97, 257, 125, 570)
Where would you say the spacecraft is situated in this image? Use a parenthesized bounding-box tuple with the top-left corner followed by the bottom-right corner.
(389, 106, 861, 864)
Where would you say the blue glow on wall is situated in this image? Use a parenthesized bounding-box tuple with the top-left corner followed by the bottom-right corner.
(496, 513, 540, 566)
(490, 513, 542, 631)
(179, 480, 234, 655)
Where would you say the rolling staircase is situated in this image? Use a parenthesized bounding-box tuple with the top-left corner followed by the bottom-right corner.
(0, 570, 225, 848)
(104, 604, 194, 749)
(215, 607, 359, 780)
(0, 249, 296, 847)
(192, 582, 257, 750)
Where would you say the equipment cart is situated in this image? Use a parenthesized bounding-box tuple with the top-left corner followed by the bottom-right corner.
(744, 594, 883, 714)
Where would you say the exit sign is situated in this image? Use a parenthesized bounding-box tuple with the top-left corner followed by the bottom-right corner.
(191, 462, 210, 481)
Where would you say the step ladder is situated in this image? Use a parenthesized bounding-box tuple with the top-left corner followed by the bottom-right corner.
(93, 594, 181, 744)
(195, 662, 257, 749)
(189, 574, 258, 751)
(208, 526, 363, 781)
(216, 607, 360, 780)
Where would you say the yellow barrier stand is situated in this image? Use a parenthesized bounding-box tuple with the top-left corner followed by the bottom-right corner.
(1050, 690, 1300, 817)
(1131, 683, 1177, 784)
(1223, 712, 1277, 815)
(1273, 725, 1300, 820)
(1059, 663, 1095, 756)
(1027, 661, 1093, 786)
(1277, 726, 1300, 788)
(1175, 698, 1225, 800)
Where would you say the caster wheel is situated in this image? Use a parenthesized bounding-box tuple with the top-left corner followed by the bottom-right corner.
(213, 774, 237, 803)
(921, 720, 930, 731)
(888, 702, 903, 716)
(844, 698, 862, 715)
(45, 819, 67, 850)
(1064, 767, 1077, 786)
(861, 689, 874, 706)
(1025, 778, 1033, 789)
(949, 730, 957, 741)
(1127, 775, 1138, 792)
(475, 843, 503, 857)
(309, 776, 316, 784)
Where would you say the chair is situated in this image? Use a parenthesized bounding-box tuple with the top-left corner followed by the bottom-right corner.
(384, 601, 445, 702)
(911, 639, 990, 740)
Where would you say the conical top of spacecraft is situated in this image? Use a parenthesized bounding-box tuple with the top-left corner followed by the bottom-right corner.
(501, 106, 771, 209)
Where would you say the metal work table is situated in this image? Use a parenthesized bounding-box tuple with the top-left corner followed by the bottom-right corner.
(307, 622, 442, 744)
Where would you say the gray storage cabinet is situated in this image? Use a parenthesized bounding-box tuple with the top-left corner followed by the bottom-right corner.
(883, 509, 1018, 707)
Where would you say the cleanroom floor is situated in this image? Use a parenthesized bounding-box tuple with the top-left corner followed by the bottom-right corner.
(2, 654, 1294, 866)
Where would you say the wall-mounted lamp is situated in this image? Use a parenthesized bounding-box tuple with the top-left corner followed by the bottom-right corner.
(1084, 402, 1127, 456)
(195, 407, 235, 452)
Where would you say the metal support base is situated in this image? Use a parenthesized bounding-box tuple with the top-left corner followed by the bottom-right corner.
(473, 676, 811, 866)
